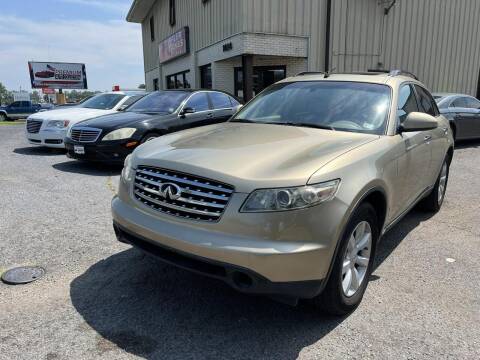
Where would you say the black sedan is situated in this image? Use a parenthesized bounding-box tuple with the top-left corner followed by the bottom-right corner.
(64, 89, 242, 163)
(434, 93, 480, 140)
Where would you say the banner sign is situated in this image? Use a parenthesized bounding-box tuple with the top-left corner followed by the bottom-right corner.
(42, 88, 55, 94)
(159, 27, 189, 64)
(28, 62, 88, 89)
(13, 92, 31, 101)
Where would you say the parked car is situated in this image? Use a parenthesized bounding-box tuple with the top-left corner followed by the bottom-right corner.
(0, 101, 42, 121)
(64, 90, 242, 163)
(433, 93, 480, 140)
(25, 91, 145, 148)
(55, 95, 94, 108)
(111, 71, 453, 315)
(39, 103, 55, 111)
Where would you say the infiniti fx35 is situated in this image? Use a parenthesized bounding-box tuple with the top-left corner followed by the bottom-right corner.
(112, 72, 454, 315)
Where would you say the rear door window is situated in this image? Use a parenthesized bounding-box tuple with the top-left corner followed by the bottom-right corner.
(209, 92, 232, 109)
(464, 97, 480, 109)
(414, 85, 438, 116)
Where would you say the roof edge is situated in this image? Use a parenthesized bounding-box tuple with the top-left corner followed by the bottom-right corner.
(126, 0, 155, 23)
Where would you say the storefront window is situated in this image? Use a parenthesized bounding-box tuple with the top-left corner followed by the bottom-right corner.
(200, 64, 212, 89)
(166, 70, 191, 89)
(234, 66, 286, 100)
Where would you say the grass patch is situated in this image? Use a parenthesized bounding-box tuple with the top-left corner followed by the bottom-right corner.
(0, 120, 25, 125)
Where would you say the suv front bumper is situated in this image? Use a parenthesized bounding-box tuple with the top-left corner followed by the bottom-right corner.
(112, 187, 348, 298)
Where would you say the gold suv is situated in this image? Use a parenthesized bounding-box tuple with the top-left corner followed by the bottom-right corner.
(112, 71, 454, 314)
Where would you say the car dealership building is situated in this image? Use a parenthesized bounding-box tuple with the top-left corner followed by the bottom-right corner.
(127, 0, 480, 101)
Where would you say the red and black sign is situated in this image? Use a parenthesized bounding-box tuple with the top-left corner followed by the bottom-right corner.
(159, 27, 190, 64)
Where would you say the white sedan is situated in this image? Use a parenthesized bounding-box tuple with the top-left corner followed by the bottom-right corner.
(25, 91, 145, 148)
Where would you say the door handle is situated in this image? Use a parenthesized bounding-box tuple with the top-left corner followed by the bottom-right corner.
(424, 135, 432, 142)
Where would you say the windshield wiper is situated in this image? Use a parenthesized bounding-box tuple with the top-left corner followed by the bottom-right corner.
(230, 118, 257, 123)
(265, 122, 335, 131)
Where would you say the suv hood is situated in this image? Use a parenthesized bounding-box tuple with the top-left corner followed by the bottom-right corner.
(133, 123, 379, 192)
(28, 107, 116, 123)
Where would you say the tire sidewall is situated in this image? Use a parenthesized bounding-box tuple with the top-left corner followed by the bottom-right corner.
(435, 158, 450, 208)
(331, 203, 379, 310)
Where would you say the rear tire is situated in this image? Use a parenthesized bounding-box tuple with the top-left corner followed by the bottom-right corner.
(0, 113, 8, 121)
(419, 157, 450, 212)
(310, 203, 379, 315)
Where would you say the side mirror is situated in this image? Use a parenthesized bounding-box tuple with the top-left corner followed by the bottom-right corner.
(180, 107, 195, 117)
(400, 112, 438, 132)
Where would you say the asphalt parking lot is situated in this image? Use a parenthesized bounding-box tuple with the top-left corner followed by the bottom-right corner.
(1, 124, 479, 360)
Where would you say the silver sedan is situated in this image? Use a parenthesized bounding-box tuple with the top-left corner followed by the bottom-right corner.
(434, 93, 480, 140)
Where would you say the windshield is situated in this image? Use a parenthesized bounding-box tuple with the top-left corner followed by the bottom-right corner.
(232, 81, 392, 135)
(79, 94, 125, 110)
(127, 91, 190, 114)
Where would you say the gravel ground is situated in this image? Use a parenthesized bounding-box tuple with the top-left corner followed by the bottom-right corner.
(1, 125, 479, 360)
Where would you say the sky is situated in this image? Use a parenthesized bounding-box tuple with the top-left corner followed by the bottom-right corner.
(0, 0, 144, 92)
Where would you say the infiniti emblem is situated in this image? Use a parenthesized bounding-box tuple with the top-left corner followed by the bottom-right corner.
(159, 183, 182, 200)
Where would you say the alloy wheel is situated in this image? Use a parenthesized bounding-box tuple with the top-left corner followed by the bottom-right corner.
(438, 161, 448, 205)
(342, 221, 372, 297)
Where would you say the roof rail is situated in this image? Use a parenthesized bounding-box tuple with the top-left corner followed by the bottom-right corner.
(296, 71, 325, 76)
(388, 69, 418, 80)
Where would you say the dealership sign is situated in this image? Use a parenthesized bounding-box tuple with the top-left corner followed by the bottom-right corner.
(159, 27, 190, 64)
(28, 62, 88, 89)
(42, 88, 55, 94)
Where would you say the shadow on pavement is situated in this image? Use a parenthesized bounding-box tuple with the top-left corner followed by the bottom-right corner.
(53, 161, 122, 176)
(13, 146, 66, 156)
(70, 209, 433, 359)
(454, 139, 480, 149)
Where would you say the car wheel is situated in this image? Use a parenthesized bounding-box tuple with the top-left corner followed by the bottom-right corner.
(419, 157, 450, 212)
(141, 133, 160, 143)
(0, 113, 8, 121)
(310, 202, 378, 315)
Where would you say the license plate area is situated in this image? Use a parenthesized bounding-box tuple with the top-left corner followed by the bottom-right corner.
(74, 145, 85, 155)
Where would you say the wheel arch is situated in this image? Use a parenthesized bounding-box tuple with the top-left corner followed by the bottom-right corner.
(317, 185, 388, 296)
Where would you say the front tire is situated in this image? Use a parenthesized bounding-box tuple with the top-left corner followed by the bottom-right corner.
(310, 203, 379, 315)
(141, 132, 161, 143)
(419, 157, 450, 212)
(0, 113, 8, 121)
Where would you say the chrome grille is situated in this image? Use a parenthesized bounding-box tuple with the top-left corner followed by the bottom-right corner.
(133, 166, 234, 222)
(26, 120, 42, 133)
(70, 127, 102, 143)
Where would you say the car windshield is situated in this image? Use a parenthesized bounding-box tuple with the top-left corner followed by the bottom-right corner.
(127, 91, 190, 114)
(232, 81, 392, 135)
(79, 94, 125, 110)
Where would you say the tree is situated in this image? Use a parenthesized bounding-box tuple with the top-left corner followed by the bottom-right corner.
(0, 82, 13, 106)
(31, 90, 41, 103)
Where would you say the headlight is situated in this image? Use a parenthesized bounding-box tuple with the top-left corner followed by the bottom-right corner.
(47, 120, 70, 128)
(102, 128, 136, 141)
(121, 154, 134, 183)
(240, 180, 341, 212)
